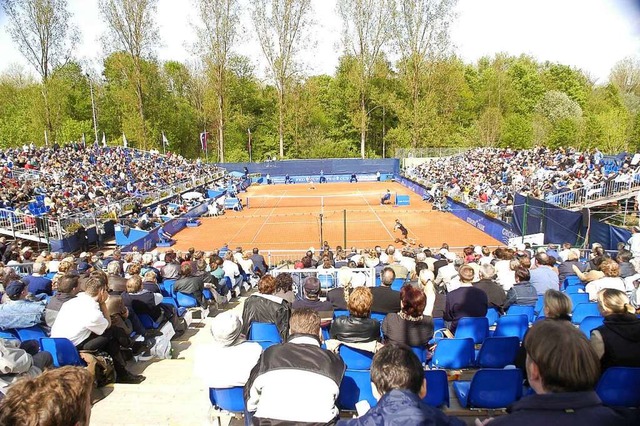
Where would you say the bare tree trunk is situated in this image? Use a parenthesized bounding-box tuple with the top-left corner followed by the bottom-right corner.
(218, 89, 224, 163)
(360, 92, 366, 159)
(278, 86, 284, 158)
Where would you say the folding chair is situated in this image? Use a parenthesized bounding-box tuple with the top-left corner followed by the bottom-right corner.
(453, 368, 523, 409)
(455, 317, 489, 345)
(475, 336, 520, 368)
(39, 337, 85, 367)
(595, 367, 640, 407)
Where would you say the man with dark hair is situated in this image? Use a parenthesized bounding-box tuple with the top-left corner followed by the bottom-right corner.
(45, 274, 79, 327)
(337, 344, 464, 425)
(292, 277, 334, 313)
(370, 267, 401, 314)
(488, 320, 631, 425)
(51, 277, 145, 384)
(245, 309, 345, 424)
(250, 248, 268, 276)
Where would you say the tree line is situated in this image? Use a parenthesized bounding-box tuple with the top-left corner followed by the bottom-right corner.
(0, 0, 639, 163)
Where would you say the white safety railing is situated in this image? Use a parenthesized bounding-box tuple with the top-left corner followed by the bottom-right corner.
(545, 173, 640, 210)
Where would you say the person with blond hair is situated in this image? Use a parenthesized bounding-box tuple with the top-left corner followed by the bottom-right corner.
(585, 259, 626, 301)
(591, 289, 640, 371)
(330, 286, 380, 343)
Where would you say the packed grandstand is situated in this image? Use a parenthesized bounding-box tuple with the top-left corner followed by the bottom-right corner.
(0, 145, 639, 425)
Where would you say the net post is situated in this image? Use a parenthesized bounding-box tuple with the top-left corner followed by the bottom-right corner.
(246, 197, 250, 209)
(395, 192, 398, 205)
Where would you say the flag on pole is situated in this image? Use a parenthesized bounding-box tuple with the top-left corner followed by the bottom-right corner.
(122, 133, 128, 148)
(199, 131, 208, 151)
(101, 132, 106, 148)
(162, 132, 169, 148)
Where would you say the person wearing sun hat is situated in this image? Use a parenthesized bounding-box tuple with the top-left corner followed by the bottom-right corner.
(194, 311, 262, 388)
(0, 281, 46, 330)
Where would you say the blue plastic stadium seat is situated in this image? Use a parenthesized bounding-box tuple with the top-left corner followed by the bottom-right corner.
(596, 367, 640, 407)
(138, 313, 161, 329)
(433, 318, 446, 330)
(39, 337, 85, 367)
(455, 317, 489, 345)
(475, 336, 520, 368)
(506, 305, 535, 323)
(411, 346, 428, 365)
(390, 278, 406, 292)
(431, 338, 475, 369)
(0, 330, 19, 341)
(14, 325, 47, 342)
(485, 308, 500, 326)
(492, 314, 528, 341)
(565, 285, 586, 294)
(534, 295, 544, 316)
(370, 312, 386, 323)
(248, 322, 281, 350)
(338, 370, 377, 410)
(333, 309, 349, 318)
(579, 316, 605, 339)
(175, 292, 199, 308)
(339, 345, 375, 370)
(572, 303, 601, 325)
(209, 386, 245, 413)
(563, 276, 583, 289)
(568, 292, 589, 307)
(422, 369, 450, 408)
(453, 368, 523, 409)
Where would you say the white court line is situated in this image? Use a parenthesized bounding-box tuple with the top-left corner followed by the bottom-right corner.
(251, 190, 287, 243)
(360, 190, 396, 240)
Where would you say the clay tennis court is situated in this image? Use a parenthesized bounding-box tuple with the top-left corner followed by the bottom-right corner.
(169, 182, 501, 253)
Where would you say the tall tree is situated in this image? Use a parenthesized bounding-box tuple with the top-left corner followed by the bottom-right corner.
(1, 0, 78, 142)
(194, 0, 240, 163)
(338, 0, 393, 158)
(391, 0, 457, 148)
(99, 0, 159, 149)
(251, 0, 313, 158)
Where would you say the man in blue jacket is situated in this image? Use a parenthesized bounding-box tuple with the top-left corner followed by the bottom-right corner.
(338, 344, 464, 426)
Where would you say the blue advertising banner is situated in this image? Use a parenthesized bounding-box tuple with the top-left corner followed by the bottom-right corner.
(447, 198, 519, 244)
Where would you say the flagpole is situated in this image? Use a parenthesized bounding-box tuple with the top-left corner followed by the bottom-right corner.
(162, 132, 165, 156)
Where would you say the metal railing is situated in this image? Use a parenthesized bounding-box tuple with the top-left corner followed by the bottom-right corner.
(544, 173, 640, 210)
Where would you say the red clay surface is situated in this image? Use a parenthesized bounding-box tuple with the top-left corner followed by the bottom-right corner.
(170, 181, 501, 253)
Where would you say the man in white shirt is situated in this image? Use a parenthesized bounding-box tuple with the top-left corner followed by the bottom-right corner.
(628, 226, 640, 259)
(51, 277, 145, 384)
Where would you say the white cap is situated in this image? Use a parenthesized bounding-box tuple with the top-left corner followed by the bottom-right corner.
(210, 312, 244, 347)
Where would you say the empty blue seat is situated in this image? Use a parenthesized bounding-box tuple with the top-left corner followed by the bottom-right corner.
(339, 345, 374, 370)
(572, 303, 601, 325)
(563, 276, 583, 289)
(209, 386, 245, 413)
(485, 308, 500, 326)
(160, 279, 176, 297)
(433, 318, 446, 330)
(453, 368, 523, 409)
(14, 325, 47, 342)
(568, 292, 589, 307)
(492, 315, 528, 341)
(0, 330, 19, 341)
(422, 369, 450, 408)
(138, 313, 161, 329)
(431, 338, 475, 369)
(338, 370, 377, 410)
(39, 337, 85, 367)
(475, 336, 520, 368)
(506, 305, 535, 323)
(534, 295, 544, 316)
(390, 278, 406, 292)
(248, 322, 281, 350)
(596, 367, 640, 407)
(565, 285, 585, 294)
(455, 317, 489, 344)
(579, 316, 605, 339)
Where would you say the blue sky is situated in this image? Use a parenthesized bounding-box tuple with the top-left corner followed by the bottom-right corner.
(0, 0, 638, 83)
